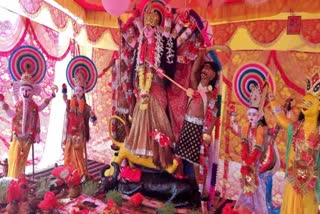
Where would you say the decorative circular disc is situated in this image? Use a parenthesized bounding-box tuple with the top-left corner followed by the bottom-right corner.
(66, 55, 97, 92)
(8, 45, 46, 83)
(233, 62, 275, 107)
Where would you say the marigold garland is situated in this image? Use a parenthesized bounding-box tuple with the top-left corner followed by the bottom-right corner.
(138, 66, 153, 110)
(70, 96, 85, 114)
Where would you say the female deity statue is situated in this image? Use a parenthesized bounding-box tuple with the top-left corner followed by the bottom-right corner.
(125, 2, 176, 169)
(62, 56, 98, 178)
(230, 85, 268, 214)
(267, 67, 320, 214)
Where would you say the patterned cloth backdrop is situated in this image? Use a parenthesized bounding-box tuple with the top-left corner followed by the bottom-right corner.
(218, 50, 320, 203)
(87, 48, 114, 164)
(0, 11, 71, 169)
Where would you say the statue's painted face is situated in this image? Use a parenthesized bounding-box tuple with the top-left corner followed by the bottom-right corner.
(19, 85, 33, 101)
(74, 86, 85, 99)
(201, 64, 216, 82)
(247, 107, 259, 125)
(127, 27, 135, 37)
(300, 93, 320, 117)
(144, 26, 155, 40)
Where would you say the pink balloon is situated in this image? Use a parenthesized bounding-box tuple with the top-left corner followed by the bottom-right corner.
(101, 0, 131, 16)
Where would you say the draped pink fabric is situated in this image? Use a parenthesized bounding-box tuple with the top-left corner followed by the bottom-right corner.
(30, 21, 71, 60)
(0, 15, 27, 55)
(19, 0, 43, 14)
(14, 0, 320, 46)
(85, 26, 109, 43)
(47, 4, 69, 29)
(72, 20, 83, 37)
(0, 14, 70, 165)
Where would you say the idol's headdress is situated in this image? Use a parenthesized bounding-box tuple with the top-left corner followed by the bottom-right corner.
(66, 55, 98, 93)
(306, 66, 320, 99)
(249, 84, 262, 109)
(144, 6, 161, 27)
(20, 72, 34, 87)
(73, 68, 87, 89)
(249, 83, 268, 122)
(142, 0, 166, 27)
(13, 72, 41, 96)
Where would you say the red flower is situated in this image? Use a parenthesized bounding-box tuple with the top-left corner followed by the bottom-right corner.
(222, 202, 238, 214)
(129, 192, 144, 207)
(148, 130, 171, 147)
(119, 166, 142, 182)
(52, 166, 73, 181)
(66, 169, 82, 187)
(7, 180, 20, 203)
(38, 191, 58, 210)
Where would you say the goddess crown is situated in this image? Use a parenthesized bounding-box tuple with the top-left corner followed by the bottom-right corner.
(249, 84, 261, 109)
(20, 72, 34, 87)
(306, 66, 320, 99)
(143, 1, 165, 27)
(144, 7, 160, 27)
(73, 68, 87, 89)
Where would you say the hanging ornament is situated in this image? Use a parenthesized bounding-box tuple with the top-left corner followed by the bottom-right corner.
(101, 0, 131, 16)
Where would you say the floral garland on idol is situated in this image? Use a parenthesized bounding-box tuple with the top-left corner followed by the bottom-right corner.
(135, 28, 164, 111)
(198, 88, 219, 193)
(240, 135, 261, 195)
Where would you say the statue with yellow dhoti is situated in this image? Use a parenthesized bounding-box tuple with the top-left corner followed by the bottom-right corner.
(268, 66, 320, 214)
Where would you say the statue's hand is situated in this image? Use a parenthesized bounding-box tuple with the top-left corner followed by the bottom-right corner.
(156, 68, 164, 79)
(203, 133, 212, 145)
(61, 142, 65, 151)
(230, 112, 238, 123)
(267, 92, 275, 101)
(51, 85, 58, 98)
(90, 111, 97, 126)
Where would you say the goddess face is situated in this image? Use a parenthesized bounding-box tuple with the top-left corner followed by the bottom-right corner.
(127, 27, 135, 37)
(300, 93, 320, 117)
(73, 86, 85, 99)
(247, 107, 259, 125)
(143, 26, 156, 41)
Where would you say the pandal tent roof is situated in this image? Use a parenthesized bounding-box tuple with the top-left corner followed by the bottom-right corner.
(53, 0, 320, 27)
